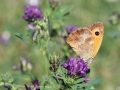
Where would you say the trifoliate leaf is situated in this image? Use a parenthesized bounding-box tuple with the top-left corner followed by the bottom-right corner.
(61, 5, 74, 16)
(15, 33, 29, 44)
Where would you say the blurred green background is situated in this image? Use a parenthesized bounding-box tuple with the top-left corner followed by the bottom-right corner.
(0, 0, 120, 90)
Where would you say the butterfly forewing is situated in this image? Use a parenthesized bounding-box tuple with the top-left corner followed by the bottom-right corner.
(88, 22, 104, 58)
(66, 28, 94, 61)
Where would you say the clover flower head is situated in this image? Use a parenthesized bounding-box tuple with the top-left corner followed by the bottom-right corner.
(63, 58, 77, 76)
(23, 5, 43, 23)
(109, 12, 120, 25)
(62, 57, 90, 78)
(0, 31, 11, 45)
(77, 58, 89, 78)
(49, 0, 60, 10)
(66, 25, 77, 35)
(32, 80, 41, 90)
(84, 78, 90, 83)
(24, 84, 32, 90)
(49, 58, 61, 72)
(24, 80, 41, 90)
(49, 53, 61, 72)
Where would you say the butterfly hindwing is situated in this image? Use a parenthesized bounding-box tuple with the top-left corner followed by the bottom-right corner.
(66, 28, 94, 61)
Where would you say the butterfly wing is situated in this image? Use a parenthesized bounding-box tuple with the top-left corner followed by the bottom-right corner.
(66, 28, 94, 61)
(88, 22, 104, 58)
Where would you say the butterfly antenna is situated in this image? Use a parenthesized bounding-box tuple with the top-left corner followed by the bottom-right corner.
(94, 60, 101, 74)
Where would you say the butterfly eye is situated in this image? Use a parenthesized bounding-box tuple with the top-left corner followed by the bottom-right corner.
(95, 31, 100, 36)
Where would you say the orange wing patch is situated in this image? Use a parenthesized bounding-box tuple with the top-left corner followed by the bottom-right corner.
(88, 22, 104, 58)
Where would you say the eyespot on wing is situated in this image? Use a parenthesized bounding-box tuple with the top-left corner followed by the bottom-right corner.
(88, 22, 104, 58)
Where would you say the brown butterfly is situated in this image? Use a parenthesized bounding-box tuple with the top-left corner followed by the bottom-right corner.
(66, 22, 104, 62)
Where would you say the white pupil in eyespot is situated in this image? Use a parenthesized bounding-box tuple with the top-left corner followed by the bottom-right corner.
(95, 31, 99, 36)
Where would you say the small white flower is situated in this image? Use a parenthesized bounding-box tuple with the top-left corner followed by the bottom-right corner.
(25, 0, 42, 6)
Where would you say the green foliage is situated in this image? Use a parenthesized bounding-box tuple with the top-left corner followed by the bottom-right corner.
(0, 73, 13, 83)
(15, 33, 30, 44)
(1, 0, 120, 90)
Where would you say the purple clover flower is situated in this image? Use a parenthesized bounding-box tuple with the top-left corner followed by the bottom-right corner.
(63, 58, 77, 76)
(49, 58, 61, 72)
(49, 53, 61, 72)
(49, 0, 60, 10)
(24, 80, 41, 90)
(0, 31, 11, 45)
(23, 5, 43, 22)
(32, 80, 41, 90)
(84, 78, 90, 83)
(25, 84, 32, 90)
(4, 84, 11, 89)
(66, 25, 77, 35)
(28, 24, 36, 30)
(62, 58, 89, 78)
(77, 58, 89, 77)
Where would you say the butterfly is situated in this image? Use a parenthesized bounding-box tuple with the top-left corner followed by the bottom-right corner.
(66, 22, 104, 62)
